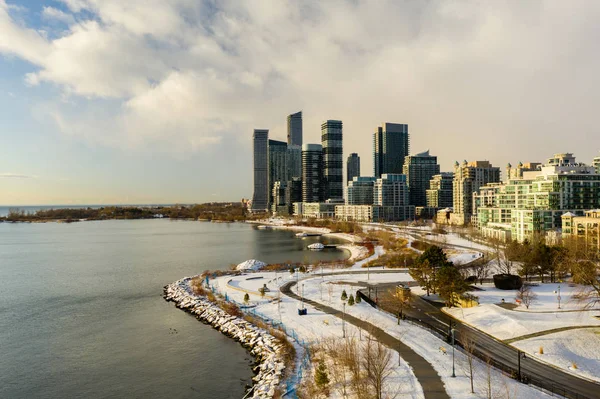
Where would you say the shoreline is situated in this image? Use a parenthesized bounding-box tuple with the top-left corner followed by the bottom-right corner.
(247, 220, 368, 262)
(163, 277, 287, 399)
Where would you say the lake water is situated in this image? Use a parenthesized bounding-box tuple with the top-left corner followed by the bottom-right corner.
(0, 220, 347, 398)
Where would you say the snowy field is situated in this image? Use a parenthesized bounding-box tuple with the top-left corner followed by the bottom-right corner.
(445, 304, 600, 341)
(212, 269, 554, 398)
(513, 328, 600, 383)
(470, 282, 600, 312)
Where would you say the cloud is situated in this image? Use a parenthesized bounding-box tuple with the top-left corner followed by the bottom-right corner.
(1, 1, 600, 166)
(0, 173, 36, 178)
(42, 6, 76, 25)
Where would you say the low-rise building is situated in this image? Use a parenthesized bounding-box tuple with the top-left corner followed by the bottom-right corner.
(302, 202, 336, 219)
(562, 210, 600, 251)
(335, 205, 415, 222)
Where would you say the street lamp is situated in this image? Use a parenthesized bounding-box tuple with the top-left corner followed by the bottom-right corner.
(556, 285, 561, 309)
(342, 302, 346, 338)
(451, 328, 456, 378)
(301, 283, 305, 310)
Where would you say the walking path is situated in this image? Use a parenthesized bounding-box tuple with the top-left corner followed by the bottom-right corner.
(281, 280, 450, 399)
(504, 325, 600, 344)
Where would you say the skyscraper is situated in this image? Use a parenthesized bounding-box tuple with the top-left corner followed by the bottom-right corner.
(347, 153, 360, 182)
(302, 144, 324, 203)
(403, 150, 440, 207)
(251, 129, 269, 212)
(287, 111, 303, 147)
(286, 144, 302, 179)
(268, 139, 288, 208)
(373, 123, 409, 178)
(321, 120, 343, 201)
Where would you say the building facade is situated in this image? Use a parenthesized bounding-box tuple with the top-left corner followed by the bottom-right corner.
(373, 123, 409, 178)
(403, 150, 440, 207)
(452, 160, 501, 225)
(321, 120, 344, 201)
(287, 111, 303, 147)
(302, 144, 324, 203)
(374, 174, 410, 207)
(286, 144, 302, 180)
(251, 129, 269, 212)
(271, 181, 288, 215)
(475, 153, 600, 242)
(593, 153, 600, 174)
(347, 153, 360, 182)
(285, 177, 303, 213)
(335, 205, 415, 222)
(268, 139, 288, 208)
(426, 173, 454, 208)
(562, 210, 600, 251)
(346, 176, 376, 205)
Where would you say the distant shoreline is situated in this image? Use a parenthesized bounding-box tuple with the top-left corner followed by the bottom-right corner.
(0, 203, 257, 224)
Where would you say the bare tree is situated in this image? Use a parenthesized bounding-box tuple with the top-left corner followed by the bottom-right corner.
(362, 335, 393, 399)
(516, 284, 537, 309)
(460, 329, 476, 394)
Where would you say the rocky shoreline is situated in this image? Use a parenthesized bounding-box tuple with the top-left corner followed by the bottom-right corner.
(163, 277, 286, 398)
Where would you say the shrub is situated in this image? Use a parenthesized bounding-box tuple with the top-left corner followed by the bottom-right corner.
(348, 294, 355, 306)
(341, 290, 348, 301)
(355, 292, 362, 303)
(539, 346, 544, 355)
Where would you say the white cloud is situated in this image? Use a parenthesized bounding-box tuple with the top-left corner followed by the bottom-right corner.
(0, 173, 35, 178)
(42, 6, 75, 25)
(1, 0, 600, 166)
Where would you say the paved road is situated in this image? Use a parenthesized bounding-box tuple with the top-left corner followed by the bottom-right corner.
(281, 280, 450, 399)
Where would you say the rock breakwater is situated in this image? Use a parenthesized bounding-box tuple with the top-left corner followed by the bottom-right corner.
(163, 278, 286, 398)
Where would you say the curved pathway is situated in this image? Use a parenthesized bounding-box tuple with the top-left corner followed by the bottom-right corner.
(504, 325, 600, 344)
(281, 280, 450, 399)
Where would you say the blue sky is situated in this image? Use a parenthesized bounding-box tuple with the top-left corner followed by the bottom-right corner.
(1, 0, 599, 205)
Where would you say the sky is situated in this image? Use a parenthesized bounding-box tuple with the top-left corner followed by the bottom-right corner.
(1, 0, 599, 205)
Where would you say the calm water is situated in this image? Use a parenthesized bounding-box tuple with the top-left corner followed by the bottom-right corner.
(0, 220, 347, 398)
(0, 205, 173, 217)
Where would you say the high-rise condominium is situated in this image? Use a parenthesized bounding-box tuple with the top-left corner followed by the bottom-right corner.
(453, 160, 500, 225)
(302, 144, 324, 203)
(347, 153, 360, 182)
(373, 123, 409, 178)
(251, 129, 269, 212)
(287, 111, 303, 147)
(321, 120, 343, 201)
(403, 150, 441, 207)
(268, 139, 288, 207)
(426, 173, 454, 208)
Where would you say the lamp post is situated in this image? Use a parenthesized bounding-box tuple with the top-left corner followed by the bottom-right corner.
(451, 328, 456, 378)
(301, 284, 305, 310)
(557, 285, 561, 309)
(342, 302, 346, 338)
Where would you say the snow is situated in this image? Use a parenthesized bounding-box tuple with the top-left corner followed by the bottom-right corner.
(444, 304, 600, 341)
(513, 328, 600, 383)
(236, 259, 267, 271)
(470, 282, 600, 312)
(212, 269, 554, 398)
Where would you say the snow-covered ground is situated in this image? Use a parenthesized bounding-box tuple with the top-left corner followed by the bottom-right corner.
(212, 271, 423, 398)
(212, 269, 554, 399)
(470, 282, 599, 312)
(445, 304, 600, 341)
(513, 328, 600, 383)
